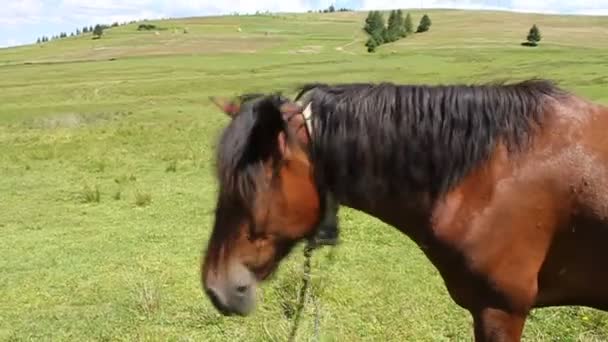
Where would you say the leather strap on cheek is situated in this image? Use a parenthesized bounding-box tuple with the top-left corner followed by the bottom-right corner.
(281, 101, 313, 146)
(302, 102, 313, 136)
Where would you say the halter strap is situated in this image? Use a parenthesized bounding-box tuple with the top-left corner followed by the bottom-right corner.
(302, 102, 313, 136)
(292, 99, 339, 244)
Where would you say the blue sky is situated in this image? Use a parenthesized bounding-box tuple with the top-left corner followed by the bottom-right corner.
(1, 0, 607, 48)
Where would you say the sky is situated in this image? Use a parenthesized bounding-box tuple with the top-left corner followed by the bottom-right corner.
(1, 0, 607, 48)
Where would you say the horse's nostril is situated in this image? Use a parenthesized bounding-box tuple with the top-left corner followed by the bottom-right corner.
(235, 285, 249, 294)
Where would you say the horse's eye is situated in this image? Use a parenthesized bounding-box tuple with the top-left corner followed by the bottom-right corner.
(247, 221, 260, 241)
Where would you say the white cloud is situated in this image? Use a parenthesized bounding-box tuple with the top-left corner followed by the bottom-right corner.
(0, 0, 45, 25)
(0, 39, 21, 48)
(360, 0, 608, 14)
(361, 0, 504, 11)
(59, 0, 166, 23)
(510, 0, 608, 14)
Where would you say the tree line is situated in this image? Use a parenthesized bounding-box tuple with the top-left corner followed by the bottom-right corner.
(363, 10, 432, 52)
(35, 21, 136, 44)
(307, 5, 353, 13)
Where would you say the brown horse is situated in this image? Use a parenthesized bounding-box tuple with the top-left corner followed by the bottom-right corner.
(201, 80, 608, 341)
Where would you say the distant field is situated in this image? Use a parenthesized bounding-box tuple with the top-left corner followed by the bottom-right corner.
(1, 9, 608, 341)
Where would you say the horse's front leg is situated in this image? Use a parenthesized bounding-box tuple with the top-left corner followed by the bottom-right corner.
(472, 307, 527, 342)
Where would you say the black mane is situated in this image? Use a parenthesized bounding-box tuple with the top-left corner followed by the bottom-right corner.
(295, 79, 564, 201)
(215, 93, 289, 209)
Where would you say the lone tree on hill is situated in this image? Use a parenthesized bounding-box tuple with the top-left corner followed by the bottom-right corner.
(416, 14, 432, 33)
(525, 24, 542, 46)
(93, 24, 104, 39)
(404, 12, 414, 34)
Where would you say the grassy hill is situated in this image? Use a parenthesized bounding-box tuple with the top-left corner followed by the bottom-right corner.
(1, 9, 608, 341)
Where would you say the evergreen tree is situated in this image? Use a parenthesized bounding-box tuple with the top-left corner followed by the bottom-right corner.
(386, 10, 401, 42)
(76, 28, 81, 35)
(404, 12, 414, 34)
(369, 11, 386, 44)
(83, 26, 89, 33)
(36, 38, 41, 44)
(93, 24, 104, 39)
(416, 14, 432, 33)
(365, 36, 379, 53)
(526, 24, 542, 46)
(363, 11, 376, 35)
(395, 9, 406, 37)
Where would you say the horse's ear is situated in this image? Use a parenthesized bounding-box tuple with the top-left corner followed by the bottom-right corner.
(210, 96, 241, 118)
(244, 97, 292, 161)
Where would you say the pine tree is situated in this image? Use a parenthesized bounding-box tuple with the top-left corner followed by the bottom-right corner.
(36, 38, 41, 44)
(404, 12, 414, 34)
(363, 11, 386, 44)
(395, 10, 406, 37)
(416, 14, 432, 33)
(526, 24, 542, 46)
(365, 36, 379, 53)
(76, 28, 81, 35)
(93, 24, 104, 39)
(386, 10, 401, 42)
(372, 11, 385, 44)
(363, 11, 377, 35)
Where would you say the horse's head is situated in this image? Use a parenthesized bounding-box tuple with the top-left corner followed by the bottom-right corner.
(201, 93, 325, 316)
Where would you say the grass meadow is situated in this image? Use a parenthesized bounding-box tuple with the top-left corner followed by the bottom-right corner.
(1, 9, 608, 341)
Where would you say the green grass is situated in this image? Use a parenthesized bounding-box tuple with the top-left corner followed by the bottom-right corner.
(1, 9, 608, 341)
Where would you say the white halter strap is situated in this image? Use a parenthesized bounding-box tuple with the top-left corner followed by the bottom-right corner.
(295, 98, 340, 231)
(302, 102, 313, 135)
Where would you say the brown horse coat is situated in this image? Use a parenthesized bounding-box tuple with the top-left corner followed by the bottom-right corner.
(203, 80, 608, 341)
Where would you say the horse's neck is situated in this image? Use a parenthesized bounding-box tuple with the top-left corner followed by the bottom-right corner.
(338, 191, 435, 244)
